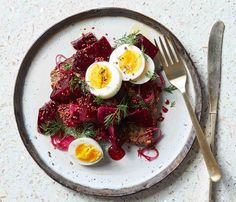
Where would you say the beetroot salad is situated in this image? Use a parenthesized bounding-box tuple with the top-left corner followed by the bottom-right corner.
(37, 31, 167, 162)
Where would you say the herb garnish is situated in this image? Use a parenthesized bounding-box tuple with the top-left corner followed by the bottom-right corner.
(104, 99, 129, 128)
(141, 45, 148, 61)
(114, 30, 140, 47)
(41, 121, 96, 138)
(70, 75, 89, 93)
(170, 101, 176, 108)
(76, 122, 96, 138)
(163, 84, 177, 94)
(145, 70, 159, 81)
(63, 64, 71, 70)
(93, 96, 104, 105)
(93, 96, 112, 105)
(131, 97, 149, 109)
(41, 121, 62, 136)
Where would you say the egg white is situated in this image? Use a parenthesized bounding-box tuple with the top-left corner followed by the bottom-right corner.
(68, 137, 103, 166)
(109, 44, 145, 81)
(85, 61, 122, 99)
(131, 54, 155, 84)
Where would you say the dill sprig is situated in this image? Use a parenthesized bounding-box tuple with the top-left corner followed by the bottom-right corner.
(145, 70, 159, 81)
(114, 30, 140, 47)
(131, 95, 150, 109)
(41, 121, 96, 138)
(163, 84, 177, 94)
(41, 121, 62, 136)
(69, 75, 89, 93)
(63, 63, 72, 70)
(76, 122, 96, 138)
(141, 45, 148, 61)
(104, 99, 129, 128)
(93, 96, 104, 105)
(170, 101, 176, 108)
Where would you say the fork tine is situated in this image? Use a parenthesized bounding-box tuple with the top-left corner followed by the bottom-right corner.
(164, 36, 177, 63)
(169, 37, 181, 62)
(159, 37, 172, 66)
(154, 38, 165, 66)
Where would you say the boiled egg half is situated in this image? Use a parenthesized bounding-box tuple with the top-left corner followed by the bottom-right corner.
(68, 137, 103, 165)
(131, 54, 155, 84)
(109, 44, 145, 81)
(85, 61, 122, 99)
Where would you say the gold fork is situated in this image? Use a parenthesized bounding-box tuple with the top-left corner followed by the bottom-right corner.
(155, 36, 221, 182)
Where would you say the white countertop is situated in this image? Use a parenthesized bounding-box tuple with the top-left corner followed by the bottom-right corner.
(0, 0, 236, 201)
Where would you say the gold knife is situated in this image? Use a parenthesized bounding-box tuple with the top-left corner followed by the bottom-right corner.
(208, 20, 225, 201)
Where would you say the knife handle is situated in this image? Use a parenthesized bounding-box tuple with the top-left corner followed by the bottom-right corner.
(209, 113, 217, 150)
(183, 92, 221, 182)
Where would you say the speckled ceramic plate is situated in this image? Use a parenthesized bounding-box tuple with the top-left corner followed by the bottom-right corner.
(14, 8, 202, 196)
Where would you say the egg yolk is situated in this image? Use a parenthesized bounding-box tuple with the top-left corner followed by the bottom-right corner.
(118, 50, 142, 75)
(75, 143, 102, 163)
(89, 64, 112, 89)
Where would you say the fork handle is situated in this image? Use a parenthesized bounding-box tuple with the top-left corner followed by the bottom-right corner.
(182, 92, 221, 182)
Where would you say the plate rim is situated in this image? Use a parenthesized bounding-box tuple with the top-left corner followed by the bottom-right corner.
(14, 7, 202, 196)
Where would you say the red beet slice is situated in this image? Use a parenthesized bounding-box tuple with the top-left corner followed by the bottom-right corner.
(71, 33, 97, 50)
(51, 133, 75, 151)
(135, 34, 158, 59)
(77, 96, 97, 123)
(37, 101, 58, 133)
(58, 103, 80, 127)
(50, 76, 72, 103)
(50, 75, 82, 103)
(95, 57, 106, 62)
(97, 106, 117, 123)
(127, 108, 153, 127)
(73, 36, 113, 72)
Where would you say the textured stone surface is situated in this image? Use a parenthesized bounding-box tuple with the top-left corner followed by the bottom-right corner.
(0, 0, 235, 201)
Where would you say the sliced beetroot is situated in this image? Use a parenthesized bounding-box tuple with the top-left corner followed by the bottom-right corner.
(57, 97, 97, 127)
(71, 32, 97, 50)
(37, 101, 58, 133)
(50, 76, 72, 103)
(50, 57, 75, 90)
(50, 76, 82, 103)
(135, 34, 158, 59)
(73, 36, 113, 72)
(127, 108, 153, 127)
(56, 57, 74, 74)
(97, 106, 117, 123)
(51, 133, 75, 151)
(76, 96, 97, 123)
(95, 57, 106, 62)
(58, 103, 80, 127)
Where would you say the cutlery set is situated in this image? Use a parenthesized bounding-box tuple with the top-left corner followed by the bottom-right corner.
(156, 20, 225, 198)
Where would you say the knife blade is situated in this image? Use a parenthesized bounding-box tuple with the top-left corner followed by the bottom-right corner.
(208, 20, 225, 202)
(208, 20, 225, 150)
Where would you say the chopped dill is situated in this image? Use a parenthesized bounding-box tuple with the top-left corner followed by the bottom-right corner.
(163, 84, 177, 93)
(114, 30, 140, 47)
(170, 101, 176, 108)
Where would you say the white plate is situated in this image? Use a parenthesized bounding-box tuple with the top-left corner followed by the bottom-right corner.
(14, 8, 202, 196)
